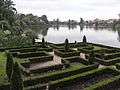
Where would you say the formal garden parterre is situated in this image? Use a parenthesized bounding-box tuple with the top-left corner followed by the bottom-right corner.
(0, 37, 120, 90)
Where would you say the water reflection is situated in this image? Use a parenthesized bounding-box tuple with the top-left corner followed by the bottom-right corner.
(33, 25, 120, 48)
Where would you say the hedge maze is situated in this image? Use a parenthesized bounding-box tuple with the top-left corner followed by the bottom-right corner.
(0, 41, 120, 90)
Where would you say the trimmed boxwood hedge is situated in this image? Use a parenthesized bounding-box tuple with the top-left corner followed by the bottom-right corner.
(54, 49, 80, 58)
(9, 47, 53, 57)
(24, 63, 98, 87)
(0, 44, 43, 52)
(104, 52, 120, 60)
(95, 57, 120, 66)
(85, 74, 120, 90)
(25, 83, 47, 90)
(29, 55, 53, 64)
(16, 51, 49, 58)
(61, 56, 92, 65)
(49, 44, 65, 49)
(88, 42, 120, 51)
(48, 67, 120, 90)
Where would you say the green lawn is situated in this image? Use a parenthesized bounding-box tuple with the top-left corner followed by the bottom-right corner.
(0, 52, 8, 86)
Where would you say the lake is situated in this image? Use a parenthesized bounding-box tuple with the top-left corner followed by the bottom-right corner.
(36, 25, 120, 48)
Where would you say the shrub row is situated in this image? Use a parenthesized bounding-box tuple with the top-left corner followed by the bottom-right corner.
(54, 49, 80, 58)
(50, 43, 90, 49)
(85, 74, 120, 90)
(88, 42, 120, 51)
(77, 48, 94, 54)
(29, 55, 53, 64)
(16, 51, 48, 58)
(25, 83, 47, 90)
(24, 63, 98, 87)
(104, 52, 120, 60)
(49, 67, 120, 90)
(0, 44, 43, 52)
(49, 44, 64, 49)
(61, 56, 91, 65)
(95, 57, 120, 65)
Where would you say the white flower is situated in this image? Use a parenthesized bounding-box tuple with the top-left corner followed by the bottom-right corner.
(4, 30, 11, 35)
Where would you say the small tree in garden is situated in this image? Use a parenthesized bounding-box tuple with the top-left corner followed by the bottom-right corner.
(65, 38, 69, 51)
(32, 37, 35, 45)
(11, 62, 23, 90)
(6, 51, 13, 80)
(83, 35, 87, 43)
(42, 37, 45, 47)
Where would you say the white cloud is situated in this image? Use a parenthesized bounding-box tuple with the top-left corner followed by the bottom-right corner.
(13, 0, 120, 21)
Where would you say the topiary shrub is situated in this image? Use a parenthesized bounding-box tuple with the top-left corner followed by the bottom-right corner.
(83, 35, 87, 43)
(64, 38, 69, 52)
(42, 37, 45, 48)
(32, 37, 35, 45)
(10, 62, 23, 90)
(6, 51, 14, 80)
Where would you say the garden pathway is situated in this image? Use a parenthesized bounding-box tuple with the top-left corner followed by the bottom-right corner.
(29, 48, 89, 70)
(29, 52, 62, 70)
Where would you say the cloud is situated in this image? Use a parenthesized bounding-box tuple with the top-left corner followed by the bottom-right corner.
(13, 0, 120, 21)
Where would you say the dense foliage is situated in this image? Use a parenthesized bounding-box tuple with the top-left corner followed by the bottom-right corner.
(0, 0, 49, 47)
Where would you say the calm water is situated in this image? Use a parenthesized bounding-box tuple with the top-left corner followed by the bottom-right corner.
(36, 26, 120, 48)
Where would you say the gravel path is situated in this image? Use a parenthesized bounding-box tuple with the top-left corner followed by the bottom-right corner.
(29, 52, 62, 70)
(27, 49, 87, 71)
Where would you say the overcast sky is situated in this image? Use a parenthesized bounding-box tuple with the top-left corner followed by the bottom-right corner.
(13, 0, 120, 21)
